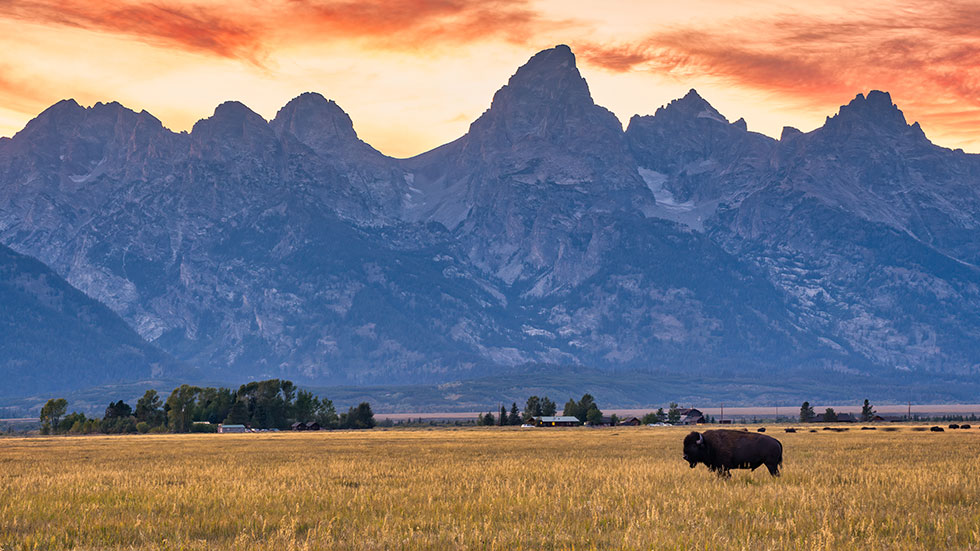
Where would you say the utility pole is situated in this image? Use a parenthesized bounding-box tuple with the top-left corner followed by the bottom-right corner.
(720, 403, 724, 424)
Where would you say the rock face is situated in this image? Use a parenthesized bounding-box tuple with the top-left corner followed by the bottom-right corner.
(0, 45, 978, 393)
(703, 91, 980, 375)
(625, 89, 776, 230)
(0, 243, 178, 397)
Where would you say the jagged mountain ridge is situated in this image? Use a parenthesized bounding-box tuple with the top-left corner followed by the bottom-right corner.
(628, 89, 980, 375)
(1, 45, 978, 396)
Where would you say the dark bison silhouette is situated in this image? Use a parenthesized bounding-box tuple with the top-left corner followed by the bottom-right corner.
(683, 429, 783, 477)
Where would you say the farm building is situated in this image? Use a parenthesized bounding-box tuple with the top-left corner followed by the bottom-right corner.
(218, 424, 248, 433)
(678, 408, 705, 424)
(618, 417, 641, 426)
(531, 416, 581, 427)
(291, 421, 321, 431)
(589, 416, 616, 427)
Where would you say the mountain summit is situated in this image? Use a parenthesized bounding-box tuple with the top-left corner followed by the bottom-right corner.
(272, 92, 370, 156)
(821, 90, 927, 141)
(465, 44, 623, 152)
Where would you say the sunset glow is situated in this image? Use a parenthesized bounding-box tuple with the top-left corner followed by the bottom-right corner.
(2, 0, 978, 157)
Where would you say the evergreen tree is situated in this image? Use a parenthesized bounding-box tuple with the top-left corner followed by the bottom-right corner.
(482, 411, 495, 426)
(499, 405, 508, 426)
(656, 408, 666, 422)
(541, 397, 557, 416)
(861, 399, 875, 422)
(800, 401, 816, 423)
(667, 402, 681, 424)
(524, 396, 541, 421)
(509, 403, 521, 425)
(563, 398, 578, 419)
(578, 394, 597, 421)
(565, 394, 600, 423)
(824, 408, 838, 422)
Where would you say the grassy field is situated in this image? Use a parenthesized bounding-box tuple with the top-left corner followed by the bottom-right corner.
(1, 426, 979, 550)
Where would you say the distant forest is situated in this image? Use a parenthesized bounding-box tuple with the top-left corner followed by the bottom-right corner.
(38, 379, 375, 435)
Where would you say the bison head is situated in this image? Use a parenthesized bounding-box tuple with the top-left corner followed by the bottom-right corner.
(682, 431, 707, 468)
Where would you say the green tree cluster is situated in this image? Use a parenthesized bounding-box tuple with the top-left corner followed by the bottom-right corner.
(39, 397, 129, 435)
(100, 400, 136, 433)
(340, 403, 376, 429)
(38, 379, 365, 435)
(563, 394, 601, 424)
(667, 402, 681, 424)
(477, 411, 495, 426)
(522, 396, 557, 422)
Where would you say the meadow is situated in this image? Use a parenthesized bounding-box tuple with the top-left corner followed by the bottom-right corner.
(1, 426, 978, 550)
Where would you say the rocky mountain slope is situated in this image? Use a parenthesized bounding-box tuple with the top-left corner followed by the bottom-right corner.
(0, 45, 977, 396)
(0, 243, 178, 397)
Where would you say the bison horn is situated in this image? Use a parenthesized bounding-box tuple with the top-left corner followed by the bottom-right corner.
(696, 434, 704, 445)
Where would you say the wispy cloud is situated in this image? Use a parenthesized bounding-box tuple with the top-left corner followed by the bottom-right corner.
(0, 0, 555, 62)
(574, 1, 980, 142)
(0, 1, 266, 62)
(290, 0, 548, 49)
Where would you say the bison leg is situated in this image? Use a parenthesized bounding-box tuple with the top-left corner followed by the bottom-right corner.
(716, 468, 731, 479)
(765, 461, 780, 477)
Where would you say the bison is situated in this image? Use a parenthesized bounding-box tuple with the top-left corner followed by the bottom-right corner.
(683, 429, 783, 478)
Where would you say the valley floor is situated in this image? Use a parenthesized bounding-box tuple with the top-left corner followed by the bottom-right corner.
(1, 427, 978, 550)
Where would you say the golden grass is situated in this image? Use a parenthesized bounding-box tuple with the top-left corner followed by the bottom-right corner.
(1, 426, 979, 550)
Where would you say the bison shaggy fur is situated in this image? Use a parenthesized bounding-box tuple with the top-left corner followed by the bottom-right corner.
(683, 429, 783, 478)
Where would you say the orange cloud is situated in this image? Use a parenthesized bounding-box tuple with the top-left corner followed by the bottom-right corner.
(0, 0, 555, 63)
(574, 1, 980, 144)
(0, 0, 265, 62)
(292, 0, 545, 47)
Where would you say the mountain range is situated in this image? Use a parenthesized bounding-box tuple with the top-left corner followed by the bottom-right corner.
(1, 45, 978, 405)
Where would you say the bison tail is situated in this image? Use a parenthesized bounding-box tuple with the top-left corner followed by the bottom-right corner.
(777, 439, 784, 465)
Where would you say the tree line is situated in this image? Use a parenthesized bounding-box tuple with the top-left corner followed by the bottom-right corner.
(799, 399, 877, 423)
(476, 395, 713, 426)
(38, 379, 375, 435)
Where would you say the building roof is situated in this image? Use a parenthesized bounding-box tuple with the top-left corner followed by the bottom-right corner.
(535, 416, 581, 423)
(220, 424, 246, 428)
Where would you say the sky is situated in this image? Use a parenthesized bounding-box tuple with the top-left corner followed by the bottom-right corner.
(0, 0, 978, 157)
